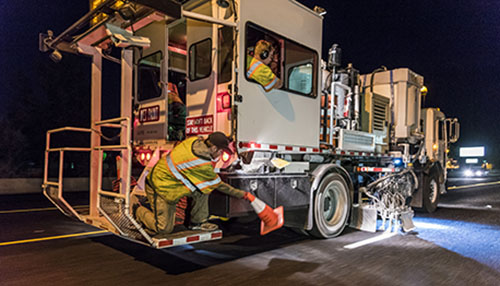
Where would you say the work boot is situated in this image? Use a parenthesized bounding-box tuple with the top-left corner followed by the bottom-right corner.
(131, 203, 140, 219)
(188, 222, 219, 231)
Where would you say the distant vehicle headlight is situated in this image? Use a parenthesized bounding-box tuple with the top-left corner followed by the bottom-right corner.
(475, 170, 483, 176)
(464, 169, 473, 177)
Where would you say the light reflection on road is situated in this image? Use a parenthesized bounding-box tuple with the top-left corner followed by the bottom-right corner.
(414, 216, 500, 270)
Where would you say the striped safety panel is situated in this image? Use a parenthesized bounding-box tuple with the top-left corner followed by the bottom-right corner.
(357, 167, 399, 173)
(154, 230, 223, 249)
(238, 141, 394, 157)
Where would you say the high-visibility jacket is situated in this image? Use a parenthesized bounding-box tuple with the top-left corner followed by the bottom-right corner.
(246, 55, 279, 91)
(147, 137, 222, 203)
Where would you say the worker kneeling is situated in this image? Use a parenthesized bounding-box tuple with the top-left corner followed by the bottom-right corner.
(134, 132, 284, 237)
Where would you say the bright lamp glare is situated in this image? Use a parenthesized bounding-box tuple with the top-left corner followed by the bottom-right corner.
(475, 170, 483, 176)
(393, 158, 403, 166)
(222, 152, 230, 162)
(464, 169, 473, 177)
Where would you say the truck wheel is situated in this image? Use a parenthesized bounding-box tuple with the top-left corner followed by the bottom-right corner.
(422, 170, 440, 213)
(309, 173, 350, 238)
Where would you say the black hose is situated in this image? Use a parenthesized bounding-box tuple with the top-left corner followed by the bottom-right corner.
(369, 65, 387, 93)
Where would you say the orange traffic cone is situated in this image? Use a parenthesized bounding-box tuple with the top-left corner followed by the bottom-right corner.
(244, 193, 284, 235)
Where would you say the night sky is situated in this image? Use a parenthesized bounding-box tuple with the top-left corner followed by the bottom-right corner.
(1, 1, 499, 163)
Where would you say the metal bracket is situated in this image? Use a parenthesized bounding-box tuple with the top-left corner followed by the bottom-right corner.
(234, 94, 243, 103)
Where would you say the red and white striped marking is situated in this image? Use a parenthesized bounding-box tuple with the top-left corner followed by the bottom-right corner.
(238, 141, 394, 158)
(238, 141, 320, 153)
(153, 230, 223, 249)
(357, 167, 398, 173)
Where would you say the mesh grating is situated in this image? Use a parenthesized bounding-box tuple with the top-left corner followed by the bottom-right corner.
(99, 194, 145, 241)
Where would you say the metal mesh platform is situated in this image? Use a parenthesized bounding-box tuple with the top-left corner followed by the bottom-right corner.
(99, 193, 146, 241)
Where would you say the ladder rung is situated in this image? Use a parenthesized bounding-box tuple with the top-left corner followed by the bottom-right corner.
(47, 147, 92, 152)
(94, 145, 128, 150)
(44, 182, 60, 187)
(95, 117, 129, 125)
(99, 190, 126, 199)
(97, 123, 122, 128)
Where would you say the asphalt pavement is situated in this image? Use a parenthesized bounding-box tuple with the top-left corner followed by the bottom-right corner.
(1, 174, 500, 285)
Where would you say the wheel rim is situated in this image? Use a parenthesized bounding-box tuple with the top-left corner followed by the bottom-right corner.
(429, 179, 438, 203)
(321, 181, 348, 228)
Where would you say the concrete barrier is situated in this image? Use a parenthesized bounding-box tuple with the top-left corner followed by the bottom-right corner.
(0, 178, 114, 195)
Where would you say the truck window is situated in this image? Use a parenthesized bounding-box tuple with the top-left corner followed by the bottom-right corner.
(189, 38, 212, 81)
(245, 22, 317, 97)
(138, 51, 163, 102)
(438, 120, 444, 140)
(288, 63, 313, 95)
(218, 26, 233, 84)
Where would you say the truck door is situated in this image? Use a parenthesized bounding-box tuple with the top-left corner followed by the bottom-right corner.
(186, 3, 217, 137)
(134, 19, 188, 144)
(437, 118, 446, 166)
(134, 21, 169, 143)
(185, 2, 235, 137)
(236, 3, 322, 148)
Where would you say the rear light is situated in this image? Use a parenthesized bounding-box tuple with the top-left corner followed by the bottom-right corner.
(136, 149, 153, 166)
(222, 93, 231, 109)
(216, 92, 231, 112)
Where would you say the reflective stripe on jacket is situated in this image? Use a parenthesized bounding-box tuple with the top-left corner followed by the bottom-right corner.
(246, 56, 278, 91)
(170, 137, 222, 193)
(148, 137, 222, 203)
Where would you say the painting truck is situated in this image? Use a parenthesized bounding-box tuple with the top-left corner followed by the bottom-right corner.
(40, 0, 459, 248)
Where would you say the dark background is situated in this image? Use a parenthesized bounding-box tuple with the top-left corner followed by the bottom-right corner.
(0, 0, 499, 177)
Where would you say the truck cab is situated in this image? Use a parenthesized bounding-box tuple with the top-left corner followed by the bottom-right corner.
(422, 108, 460, 180)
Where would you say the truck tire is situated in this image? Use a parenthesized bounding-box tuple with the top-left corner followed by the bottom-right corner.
(421, 170, 440, 213)
(309, 173, 350, 238)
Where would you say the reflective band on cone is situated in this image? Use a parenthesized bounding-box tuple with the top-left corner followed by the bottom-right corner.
(250, 197, 266, 214)
(245, 193, 284, 235)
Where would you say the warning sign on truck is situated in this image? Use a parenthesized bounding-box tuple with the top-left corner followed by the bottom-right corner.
(186, 115, 214, 135)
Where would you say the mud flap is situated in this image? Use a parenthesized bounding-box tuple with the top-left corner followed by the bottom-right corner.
(400, 210, 416, 232)
(350, 204, 377, 233)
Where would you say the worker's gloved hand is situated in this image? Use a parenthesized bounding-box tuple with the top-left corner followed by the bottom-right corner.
(243, 192, 280, 229)
(243, 192, 256, 202)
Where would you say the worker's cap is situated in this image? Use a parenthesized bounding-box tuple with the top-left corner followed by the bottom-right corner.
(208, 132, 233, 155)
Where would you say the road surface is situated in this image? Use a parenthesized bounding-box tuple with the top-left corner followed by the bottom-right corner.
(1, 174, 500, 285)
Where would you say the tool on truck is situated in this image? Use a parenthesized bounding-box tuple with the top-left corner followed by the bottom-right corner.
(40, 0, 459, 249)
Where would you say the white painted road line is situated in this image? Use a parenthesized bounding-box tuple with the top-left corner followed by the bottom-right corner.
(344, 232, 398, 250)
